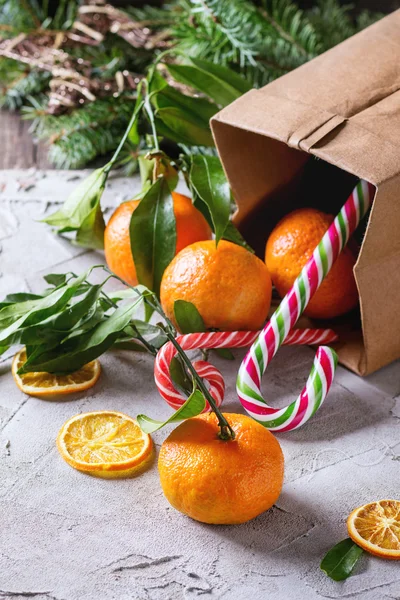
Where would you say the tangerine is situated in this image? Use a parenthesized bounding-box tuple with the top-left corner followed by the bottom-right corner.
(160, 240, 272, 331)
(265, 208, 359, 319)
(104, 192, 212, 286)
(158, 413, 284, 524)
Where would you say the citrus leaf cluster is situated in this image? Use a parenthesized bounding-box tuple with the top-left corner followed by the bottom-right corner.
(0, 269, 164, 374)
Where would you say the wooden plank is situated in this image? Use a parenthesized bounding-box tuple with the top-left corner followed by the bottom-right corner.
(0, 110, 51, 169)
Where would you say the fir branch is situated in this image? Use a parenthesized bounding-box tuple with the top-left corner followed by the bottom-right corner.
(172, 0, 320, 86)
(23, 94, 134, 168)
(356, 9, 384, 32)
(0, 70, 50, 109)
(20, 0, 41, 29)
(307, 0, 356, 50)
(0, 57, 26, 96)
(50, 0, 78, 31)
(0, 0, 41, 35)
(307, 0, 383, 52)
(0, 0, 383, 170)
(124, 3, 178, 29)
(259, 0, 318, 58)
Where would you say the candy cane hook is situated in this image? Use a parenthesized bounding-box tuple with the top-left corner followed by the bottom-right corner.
(155, 328, 339, 411)
(236, 180, 375, 431)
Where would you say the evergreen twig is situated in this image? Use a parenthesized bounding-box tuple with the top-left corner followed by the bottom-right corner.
(0, 0, 382, 169)
(23, 94, 135, 168)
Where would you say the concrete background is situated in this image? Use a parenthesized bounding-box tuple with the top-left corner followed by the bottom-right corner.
(0, 170, 399, 600)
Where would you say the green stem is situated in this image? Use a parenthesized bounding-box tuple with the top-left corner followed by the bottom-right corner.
(149, 295, 235, 441)
(131, 324, 158, 357)
(142, 49, 176, 154)
(143, 90, 160, 152)
(166, 330, 235, 440)
(104, 96, 145, 174)
(104, 267, 235, 440)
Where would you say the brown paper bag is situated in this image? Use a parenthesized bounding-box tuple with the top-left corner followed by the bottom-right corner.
(211, 10, 400, 375)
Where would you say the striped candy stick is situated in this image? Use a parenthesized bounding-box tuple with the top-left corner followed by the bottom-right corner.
(154, 328, 338, 411)
(236, 180, 376, 432)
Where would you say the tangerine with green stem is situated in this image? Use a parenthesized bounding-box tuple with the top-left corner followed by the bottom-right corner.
(158, 412, 284, 524)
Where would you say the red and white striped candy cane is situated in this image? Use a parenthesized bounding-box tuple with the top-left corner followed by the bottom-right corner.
(154, 328, 338, 411)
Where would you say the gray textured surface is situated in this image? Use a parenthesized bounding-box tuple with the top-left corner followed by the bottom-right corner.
(0, 170, 399, 600)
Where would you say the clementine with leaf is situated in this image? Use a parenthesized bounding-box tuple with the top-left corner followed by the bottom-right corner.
(104, 192, 212, 286)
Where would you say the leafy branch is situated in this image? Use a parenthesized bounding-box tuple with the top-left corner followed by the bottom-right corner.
(0, 266, 235, 440)
(42, 59, 246, 265)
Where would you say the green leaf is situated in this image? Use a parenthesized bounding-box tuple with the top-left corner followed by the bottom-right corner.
(129, 320, 168, 349)
(42, 166, 107, 249)
(52, 284, 102, 331)
(320, 538, 364, 581)
(19, 295, 144, 374)
(130, 177, 176, 297)
(148, 70, 169, 95)
(169, 356, 193, 396)
(113, 340, 148, 353)
(150, 79, 217, 147)
(223, 221, 254, 253)
(0, 271, 88, 346)
(75, 199, 105, 250)
(106, 285, 150, 302)
(43, 273, 69, 287)
(214, 348, 235, 360)
(0, 292, 42, 308)
(190, 155, 231, 243)
(0, 293, 52, 329)
(154, 84, 218, 125)
(43, 167, 107, 228)
(190, 58, 252, 94)
(122, 320, 168, 350)
(137, 388, 206, 434)
(155, 108, 215, 147)
(174, 300, 205, 333)
(64, 307, 105, 340)
(144, 301, 154, 323)
(167, 58, 251, 107)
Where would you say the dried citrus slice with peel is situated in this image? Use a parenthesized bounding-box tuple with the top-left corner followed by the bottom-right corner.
(347, 500, 400, 560)
(57, 411, 153, 478)
(12, 349, 100, 397)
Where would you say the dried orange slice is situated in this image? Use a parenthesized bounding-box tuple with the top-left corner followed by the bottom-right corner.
(57, 411, 153, 477)
(12, 348, 100, 397)
(347, 500, 400, 560)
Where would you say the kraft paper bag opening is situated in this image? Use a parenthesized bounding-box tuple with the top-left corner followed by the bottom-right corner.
(211, 10, 400, 376)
